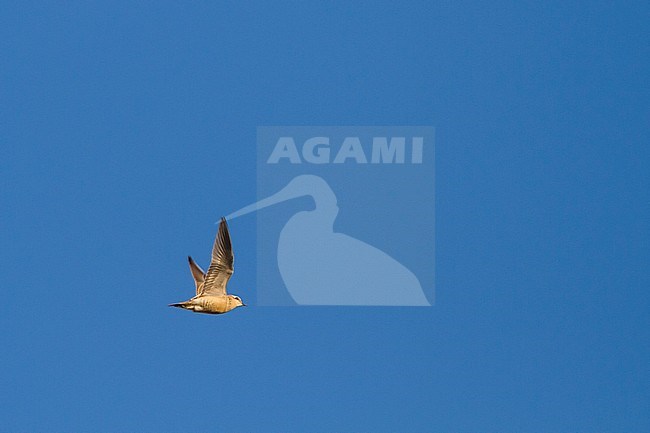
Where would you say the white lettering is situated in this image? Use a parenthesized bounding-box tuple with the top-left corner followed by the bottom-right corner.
(267, 137, 301, 164)
(267, 136, 425, 164)
(411, 137, 423, 164)
(371, 137, 405, 163)
(333, 137, 367, 164)
(302, 137, 330, 164)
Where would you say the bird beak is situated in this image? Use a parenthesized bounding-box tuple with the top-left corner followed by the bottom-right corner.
(242, 303, 247, 307)
(226, 176, 314, 220)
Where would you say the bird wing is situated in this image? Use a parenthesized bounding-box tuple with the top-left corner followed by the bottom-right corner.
(187, 256, 205, 296)
(201, 217, 234, 296)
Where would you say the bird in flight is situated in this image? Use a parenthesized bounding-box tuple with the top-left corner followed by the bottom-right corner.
(169, 217, 246, 314)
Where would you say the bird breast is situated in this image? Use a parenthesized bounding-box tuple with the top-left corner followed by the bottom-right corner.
(196, 296, 231, 314)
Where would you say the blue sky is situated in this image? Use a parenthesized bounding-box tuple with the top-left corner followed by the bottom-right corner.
(1, 1, 649, 432)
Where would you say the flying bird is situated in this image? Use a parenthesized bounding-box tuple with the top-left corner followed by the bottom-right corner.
(169, 217, 246, 314)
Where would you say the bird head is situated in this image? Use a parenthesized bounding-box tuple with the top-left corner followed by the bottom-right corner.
(230, 295, 246, 308)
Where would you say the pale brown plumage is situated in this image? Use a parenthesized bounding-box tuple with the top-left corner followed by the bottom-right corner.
(169, 217, 246, 314)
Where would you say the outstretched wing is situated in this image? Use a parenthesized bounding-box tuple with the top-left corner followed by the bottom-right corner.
(201, 217, 234, 296)
(187, 256, 205, 296)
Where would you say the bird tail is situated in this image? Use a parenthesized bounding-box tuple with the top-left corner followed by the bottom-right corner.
(168, 302, 185, 308)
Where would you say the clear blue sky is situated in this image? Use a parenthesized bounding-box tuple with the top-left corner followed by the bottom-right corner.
(1, 1, 648, 432)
